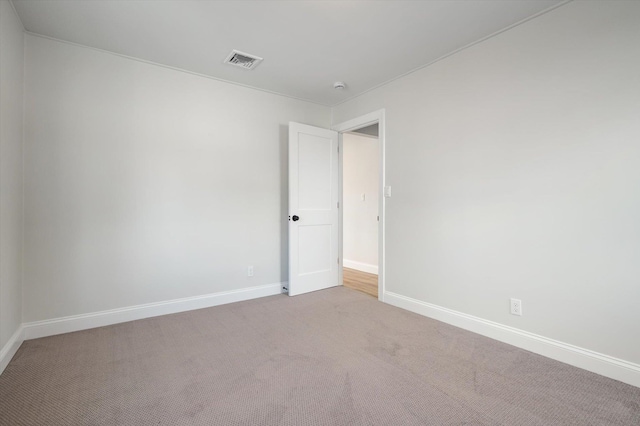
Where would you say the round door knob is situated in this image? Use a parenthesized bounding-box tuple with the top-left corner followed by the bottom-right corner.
(292, 215, 300, 221)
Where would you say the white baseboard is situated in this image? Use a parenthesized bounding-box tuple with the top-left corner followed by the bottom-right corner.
(343, 259, 378, 275)
(23, 282, 284, 341)
(0, 325, 25, 376)
(384, 291, 640, 389)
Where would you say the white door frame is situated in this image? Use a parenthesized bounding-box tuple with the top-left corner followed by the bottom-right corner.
(332, 109, 386, 301)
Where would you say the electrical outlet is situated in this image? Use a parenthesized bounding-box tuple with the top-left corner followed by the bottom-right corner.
(510, 298, 522, 316)
(247, 266, 254, 277)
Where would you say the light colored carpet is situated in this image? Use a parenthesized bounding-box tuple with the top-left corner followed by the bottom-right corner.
(1, 287, 638, 425)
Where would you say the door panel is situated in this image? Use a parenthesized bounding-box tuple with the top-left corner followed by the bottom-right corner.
(298, 225, 332, 275)
(289, 122, 339, 296)
(298, 133, 333, 210)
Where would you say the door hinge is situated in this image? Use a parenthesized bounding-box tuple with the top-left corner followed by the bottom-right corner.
(337, 258, 340, 264)
(337, 202, 339, 208)
(337, 145, 339, 153)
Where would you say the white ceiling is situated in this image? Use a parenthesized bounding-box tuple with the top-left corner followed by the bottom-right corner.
(12, 0, 564, 106)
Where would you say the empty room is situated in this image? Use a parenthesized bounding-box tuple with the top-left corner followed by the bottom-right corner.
(1, 1, 639, 424)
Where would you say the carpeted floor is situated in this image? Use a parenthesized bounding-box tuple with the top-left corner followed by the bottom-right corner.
(1, 287, 639, 425)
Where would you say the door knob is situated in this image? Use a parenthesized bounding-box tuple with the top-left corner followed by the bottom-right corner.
(292, 215, 299, 221)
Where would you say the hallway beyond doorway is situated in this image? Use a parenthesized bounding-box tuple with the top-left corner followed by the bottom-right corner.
(343, 267, 377, 297)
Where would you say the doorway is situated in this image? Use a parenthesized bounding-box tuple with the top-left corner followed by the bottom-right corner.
(341, 126, 379, 297)
(286, 111, 385, 299)
(333, 109, 386, 301)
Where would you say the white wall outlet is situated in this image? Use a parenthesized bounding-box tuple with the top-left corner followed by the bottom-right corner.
(510, 298, 522, 316)
(384, 186, 392, 198)
(247, 266, 254, 277)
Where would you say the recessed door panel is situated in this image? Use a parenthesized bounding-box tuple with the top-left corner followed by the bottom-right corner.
(298, 224, 332, 275)
(298, 133, 333, 211)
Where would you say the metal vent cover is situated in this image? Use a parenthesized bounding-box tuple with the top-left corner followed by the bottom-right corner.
(224, 50, 263, 70)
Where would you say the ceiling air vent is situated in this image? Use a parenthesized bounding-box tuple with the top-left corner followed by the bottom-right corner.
(224, 50, 263, 70)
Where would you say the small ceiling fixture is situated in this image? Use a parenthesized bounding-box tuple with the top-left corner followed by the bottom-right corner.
(333, 81, 346, 90)
(224, 50, 263, 70)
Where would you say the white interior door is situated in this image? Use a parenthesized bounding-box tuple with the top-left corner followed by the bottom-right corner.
(288, 122, 339, 296)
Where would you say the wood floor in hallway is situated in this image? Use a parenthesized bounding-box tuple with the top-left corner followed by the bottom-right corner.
(343, 267, 378, 297)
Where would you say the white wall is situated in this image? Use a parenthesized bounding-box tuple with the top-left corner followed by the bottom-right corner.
(343, 132, 378, 273)
(333, 1, 640, 366)
(23, 34, 330, 322)
(0, 0, 24, 355)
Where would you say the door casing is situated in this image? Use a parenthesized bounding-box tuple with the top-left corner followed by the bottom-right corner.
(332, 109, 386, 301)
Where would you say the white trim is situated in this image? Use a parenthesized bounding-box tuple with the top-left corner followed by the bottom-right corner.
(23, 283, 283, 340)
(24, 32, 328, 107)
(384, 291, 640, 389)
(331, 1, 572, 108)
(0, 325, 25, 376)
(343, 259, 378, 275)
(333, 109, 386, 302)
(332, 110, 382, 134)
(8, 0, 26, 31)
